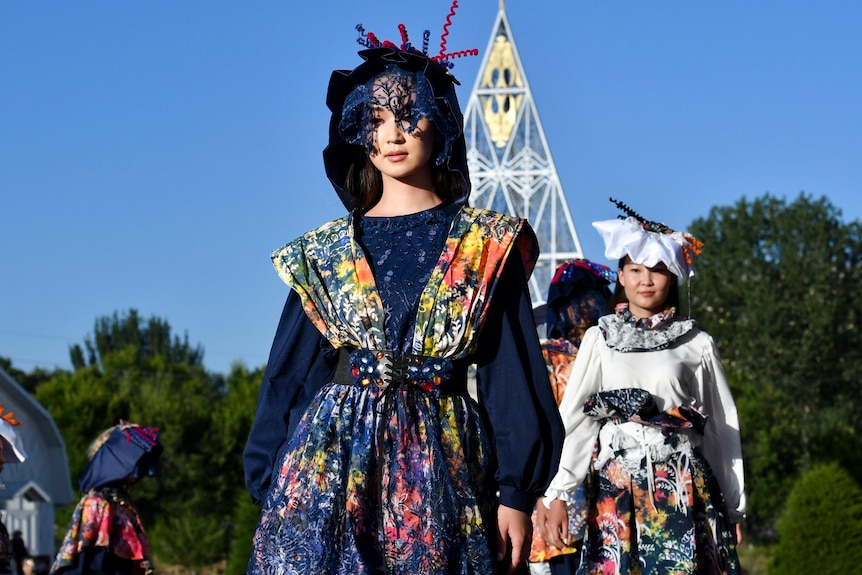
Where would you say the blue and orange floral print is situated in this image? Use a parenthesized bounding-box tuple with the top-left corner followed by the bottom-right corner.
(270, 206, 535, 356)
(577, 389, 740, 575)
(250, 206, 537, 575)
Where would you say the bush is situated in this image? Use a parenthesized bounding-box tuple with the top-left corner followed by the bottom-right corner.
(150, 514, 229, 568)
(768, 462, 862, 575)
(226, 493, 261, 575)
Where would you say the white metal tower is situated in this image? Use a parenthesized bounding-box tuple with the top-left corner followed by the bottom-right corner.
(464, 1, 584, 306)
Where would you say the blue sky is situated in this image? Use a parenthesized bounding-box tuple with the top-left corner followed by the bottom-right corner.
(3, 1, 861, 375)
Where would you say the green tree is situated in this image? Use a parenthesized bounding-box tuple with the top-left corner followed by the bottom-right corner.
(227, 491, 262, 575)
(0, 356, 59, 393)
(34, 365, 132, 482)
(688, 193, 862, 539)
(768, 462, 862, 574)
(35, 309, 248, 568)
(215, 362, 266, 571)
(70, 309, 203, 371)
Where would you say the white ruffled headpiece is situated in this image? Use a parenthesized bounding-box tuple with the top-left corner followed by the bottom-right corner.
(0, 409, 27, 464)
(592, 199, 702, 279)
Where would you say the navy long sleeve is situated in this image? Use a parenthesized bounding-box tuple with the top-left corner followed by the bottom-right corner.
(475, 253, 565, 513)
(242, 291, 337, 505)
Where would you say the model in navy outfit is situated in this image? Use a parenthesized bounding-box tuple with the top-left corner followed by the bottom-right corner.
(243, 6, 563, 575)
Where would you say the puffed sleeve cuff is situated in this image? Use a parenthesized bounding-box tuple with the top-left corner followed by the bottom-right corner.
(541, 487, 576, 509)
(499, 485, 536, 514)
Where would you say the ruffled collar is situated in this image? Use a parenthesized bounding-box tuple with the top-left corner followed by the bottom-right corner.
(616, 303, 675, 329)
(598, 303, 696, 352)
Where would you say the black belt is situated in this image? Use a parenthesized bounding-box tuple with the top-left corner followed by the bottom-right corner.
(333, 347, 468, 396)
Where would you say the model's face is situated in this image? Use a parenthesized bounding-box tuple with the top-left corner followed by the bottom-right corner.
(366, 76, 435, 187)
(618, 261, 674, 318)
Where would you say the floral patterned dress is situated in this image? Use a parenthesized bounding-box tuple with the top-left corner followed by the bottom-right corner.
(544, 307, 744, 575)
(50, 487, 153, 575)
(247, 204, 558, 575)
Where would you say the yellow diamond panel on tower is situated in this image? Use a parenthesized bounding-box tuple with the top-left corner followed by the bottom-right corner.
(481, 33, 523, 149)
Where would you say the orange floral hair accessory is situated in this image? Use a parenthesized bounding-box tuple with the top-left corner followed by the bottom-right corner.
(0, 404, 21, 427)
(0, 403, 27, 463)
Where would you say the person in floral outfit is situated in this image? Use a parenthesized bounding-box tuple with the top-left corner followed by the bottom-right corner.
(242, 5, 563, 575)
(51, 423, 161, 575)
(538, 200, 745, 575)
(528, 260, 613, 575)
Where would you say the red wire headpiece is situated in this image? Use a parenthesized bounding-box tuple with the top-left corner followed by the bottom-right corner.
(354, 0, 478, 72)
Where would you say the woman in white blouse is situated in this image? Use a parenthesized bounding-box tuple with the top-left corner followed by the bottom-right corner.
(537, 199, 745, 575)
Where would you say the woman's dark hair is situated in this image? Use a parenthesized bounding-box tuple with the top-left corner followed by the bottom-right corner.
(610, 255, 682, 314)
(343, 130, 468, 212)
(343, 148, 381, 211)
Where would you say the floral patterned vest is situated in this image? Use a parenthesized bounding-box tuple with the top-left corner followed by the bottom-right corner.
(271, 206, 537, 359)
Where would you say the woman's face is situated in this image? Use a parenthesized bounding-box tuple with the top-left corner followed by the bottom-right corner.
(366, 74, 436, 188)
(617, 260, 674, 318)
(368, 107, 435, 186)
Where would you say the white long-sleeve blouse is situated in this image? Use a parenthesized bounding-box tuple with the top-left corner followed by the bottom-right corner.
(543, 319, 746, 523)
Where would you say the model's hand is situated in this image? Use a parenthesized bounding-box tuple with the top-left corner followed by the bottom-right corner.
(538, 498, 569, 549)
(496, 504, 530, 575)
(534, 497, 551, 543)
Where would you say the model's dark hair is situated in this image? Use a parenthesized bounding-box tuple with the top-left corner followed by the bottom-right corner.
(610, 255, 681, 314)
(343, 130, 468, 212)
(344, 148, 382, 211)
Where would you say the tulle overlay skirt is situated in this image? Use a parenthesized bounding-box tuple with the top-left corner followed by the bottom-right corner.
(248, 382, 499, 575)
(577, 390, 741, 575)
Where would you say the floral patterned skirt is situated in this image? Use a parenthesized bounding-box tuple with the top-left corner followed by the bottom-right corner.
(247, 382, 498, 575)
(50, 487, 153, 575)
(577, 389, 741, 575)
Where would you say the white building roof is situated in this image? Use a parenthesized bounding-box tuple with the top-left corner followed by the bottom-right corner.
(0, 368, 74, 506)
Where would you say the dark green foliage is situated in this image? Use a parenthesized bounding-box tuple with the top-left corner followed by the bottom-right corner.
(148, 514, 229, 568)
(0, 356, 59, 393)
(724, 371, 802, 541)
(689, 193, 862, 400)
(219, 364, 265, 574)
(34, 366, 133, 483)
(69, 309, 203, 371)
(768, 463, 862, 575)
(688, 193, 862, 540)
(226, 491, 262, 575)
(32, 310, 266, 570)
(737, 542, 771, 575)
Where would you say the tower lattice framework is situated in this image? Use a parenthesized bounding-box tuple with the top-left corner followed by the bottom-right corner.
(464, 2, 584, 307)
